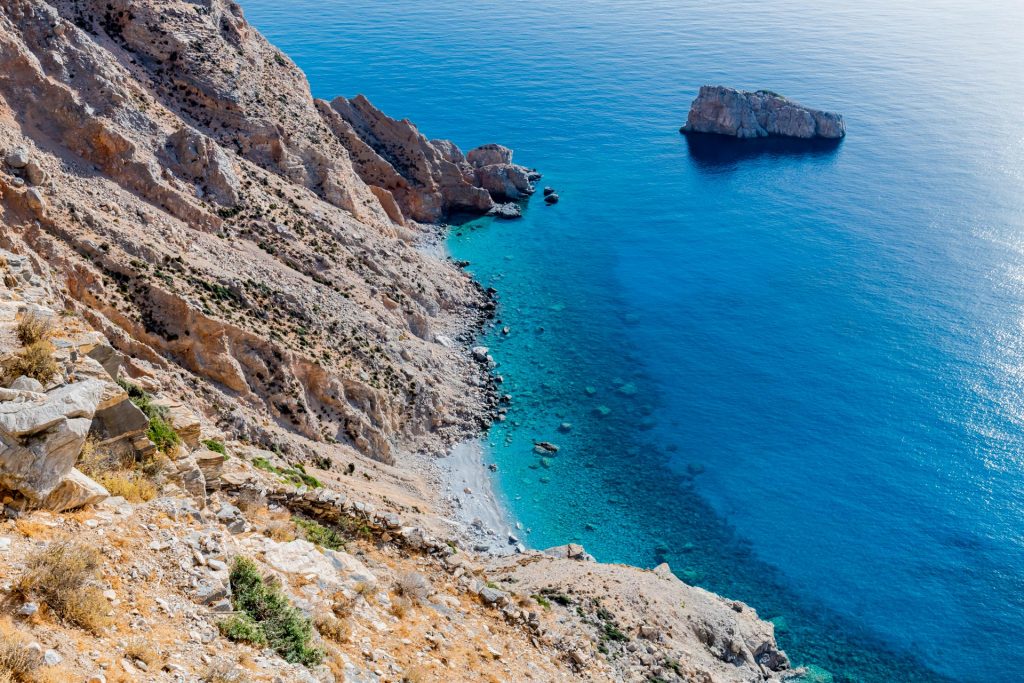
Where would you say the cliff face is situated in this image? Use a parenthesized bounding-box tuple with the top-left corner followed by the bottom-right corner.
(0, 2, 789, 681)
(681, 85, 846, 139)
(0, 0, 528, 466)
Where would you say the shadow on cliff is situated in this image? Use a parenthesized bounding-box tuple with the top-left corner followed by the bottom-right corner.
(682, 133, 842, 173)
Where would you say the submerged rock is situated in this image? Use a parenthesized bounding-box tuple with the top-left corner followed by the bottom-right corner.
(681, 85, 845, 139)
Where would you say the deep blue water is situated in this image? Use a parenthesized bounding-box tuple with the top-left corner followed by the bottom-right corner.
(241, 1, 1024, 681)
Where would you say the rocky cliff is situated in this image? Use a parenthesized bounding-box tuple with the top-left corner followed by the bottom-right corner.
(681, 85, 846, 139)
(0, 1, 790, 681)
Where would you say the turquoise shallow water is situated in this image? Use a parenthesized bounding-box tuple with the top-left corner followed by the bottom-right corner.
(241, 1, 1024, 681)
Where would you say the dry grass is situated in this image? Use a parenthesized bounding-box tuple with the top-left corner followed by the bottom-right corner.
(92, 471, 157, 503)
(202, 660, 250, 683)
(1, 341, 57, 385)
(13, 520, 51, 540)
(16, 540, 110, 632)
(15, 313, 51, 347)
(389, 595, 412, 619)
(0, 618, 41, 682)
(123, 638, 163, 670)
(79, 439, 165, 503)
(401, 665, 430, 683)
(313, 612, 350, 644)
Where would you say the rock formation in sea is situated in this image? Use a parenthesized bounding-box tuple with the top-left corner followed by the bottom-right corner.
(681, 85, 846, 139)
(0, 0, 789, 680)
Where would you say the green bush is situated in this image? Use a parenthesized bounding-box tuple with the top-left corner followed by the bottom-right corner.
(218, 614, 267, 646)
(293, 517, 344, 550)
(225, 557, 323, 666)
(202, 439, 227, 455)
(119, 379, 181, 454)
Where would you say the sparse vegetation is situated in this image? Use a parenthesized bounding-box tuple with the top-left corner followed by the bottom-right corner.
(223, 557, 323, 666)
(1, 341, 58, 385)
(118, 379, 181, 454)
(0, 624, 42, 681)
(16, 540, 110, 632)
(15, 312, 51, 346)
(202, 660, 251, 683)
(312, 612, 349, 643)
(292, 516, 343, 550)
(251, 457, 321, 488)
(202, 438, 227, 455)
(124, 638, 163, 670)
(78, 438, 161, 503)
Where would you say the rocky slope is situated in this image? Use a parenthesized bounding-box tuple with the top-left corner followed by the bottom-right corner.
(680, 86, 846, 139)
(0, 1, 792, 681)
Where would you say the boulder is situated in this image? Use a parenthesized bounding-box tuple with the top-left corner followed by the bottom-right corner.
(90, 397, 149, 445)
(8, 376, 43, 392)
(42, 468, 108, 512)
(263, 538, 376, 589)
(193, 447, 227, 491)
(473, 164, 535, 200)
(172, 455, 207, 503)
(487, 202, 522, 219)
(681, 86, 845, 139)
(5, 147, 29, 168)
(543, 543, 595, 562)
(467, 144, 514, 167)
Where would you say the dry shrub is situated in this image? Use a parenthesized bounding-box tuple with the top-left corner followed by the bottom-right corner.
(264, 518, 296, 542)
(313, 612, 349, 644)
(93, 471, 157, 503)
(79, 440, 163, 502)
(13, 520, 50, 540)
(402, 665, 430, 683)
(394, 572, 431, 605)
(330, 592, 356, 619)
(1, 341, 57, 385)
(16, 540, 110, 632)
(15, 313, 51, 347)
(389, 595, 412, 619)
(124, 638, 162, 669)
(202, 660, 250, 683)
(0, 617, 45, 682)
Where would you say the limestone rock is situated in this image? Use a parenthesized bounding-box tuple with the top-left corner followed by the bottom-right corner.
(165, 128, 241, 206)
(681, 86, 845, 139)
(90, 396, 149, 446)
(42, 467, 109, 512)
(5, 147, 29, 168)
(263, 538, 376, 589)
(0, 379, 104, 502)
(193, 447, 227, 491)
(326, 94, 494, 222)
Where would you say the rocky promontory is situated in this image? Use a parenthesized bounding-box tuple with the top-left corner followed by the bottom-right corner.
(681, 85, 846, 139)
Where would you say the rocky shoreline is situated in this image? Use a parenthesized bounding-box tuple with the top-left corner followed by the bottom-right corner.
(0, 0, 792, 680)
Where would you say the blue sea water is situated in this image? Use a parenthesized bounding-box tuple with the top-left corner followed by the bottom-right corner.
(240, 1, 1024, 680)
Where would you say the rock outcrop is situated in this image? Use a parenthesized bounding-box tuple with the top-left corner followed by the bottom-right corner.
(681, 85, 846, 139)
(0, 379, 105, 502)
(324, 95, 536, 223)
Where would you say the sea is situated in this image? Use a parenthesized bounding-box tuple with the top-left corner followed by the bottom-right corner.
(240, 1, 1024, 680)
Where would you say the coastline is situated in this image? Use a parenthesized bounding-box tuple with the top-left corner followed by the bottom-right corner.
(415, 222, 524, 557)
(435, 438, 523, 555)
